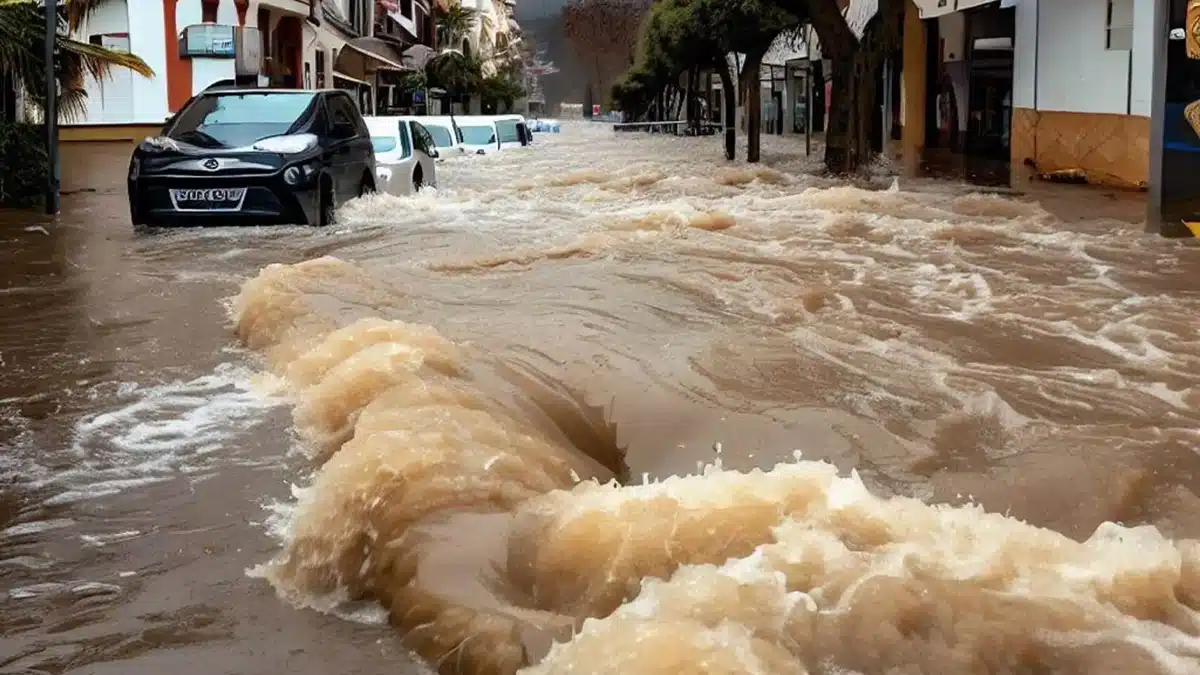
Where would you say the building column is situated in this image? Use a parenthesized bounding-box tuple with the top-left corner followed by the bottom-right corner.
(900, 0, 927, 176)
(1147, 0, 1200, 237)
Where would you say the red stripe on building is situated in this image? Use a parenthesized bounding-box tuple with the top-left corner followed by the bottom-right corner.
(164, 0, 191, 111)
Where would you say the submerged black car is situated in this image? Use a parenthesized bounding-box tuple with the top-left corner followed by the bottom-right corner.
(128, 88, 376, 227)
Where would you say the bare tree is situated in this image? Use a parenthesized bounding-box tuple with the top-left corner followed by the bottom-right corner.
(563, 0, 652, 113)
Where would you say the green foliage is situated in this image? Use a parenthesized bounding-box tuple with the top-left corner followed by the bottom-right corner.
(435, 0, 479, 50)
(479, 74, 524, 111)
(0, 121, 47, 207)
(395, 70, 428, 97)
(424, 50, 483, 100)
(612, 0, 804, 120)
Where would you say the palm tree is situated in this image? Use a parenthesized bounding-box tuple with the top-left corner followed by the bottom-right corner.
(0, 0, 153, 122)
(435, 0, 478, 53)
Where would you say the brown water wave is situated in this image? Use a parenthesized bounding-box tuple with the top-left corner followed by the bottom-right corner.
(234, 257, 1200, 675)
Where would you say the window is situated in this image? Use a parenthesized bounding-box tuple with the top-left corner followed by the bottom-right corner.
(411, 122, 436, 154)
(459, 125, 496, 146)
(326, 94, 360, 139)
(397, 122, 413, 157)
(1106, 0, 1133, 51)
(424, 124, 453, 148)
(401, 0, 413, 18)
(495, 120, 521, 144)
(168, 91, 316, 148)
(202, 0, 218, 23)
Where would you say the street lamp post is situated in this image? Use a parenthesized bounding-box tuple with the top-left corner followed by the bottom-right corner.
(44, 0, 59, 215)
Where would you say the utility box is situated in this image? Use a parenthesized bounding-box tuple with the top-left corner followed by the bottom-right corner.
(234, 26, 264, 77)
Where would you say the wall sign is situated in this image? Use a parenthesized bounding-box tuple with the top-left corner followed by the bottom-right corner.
(180, 24, 235, 58)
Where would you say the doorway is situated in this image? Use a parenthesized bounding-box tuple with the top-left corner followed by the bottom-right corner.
(964, 5, 1015, 160)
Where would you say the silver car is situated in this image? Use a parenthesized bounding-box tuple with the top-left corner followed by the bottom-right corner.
(364, 116, 438, 196)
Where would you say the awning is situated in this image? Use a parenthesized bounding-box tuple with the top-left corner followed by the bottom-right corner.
(342, 36, 409, 72)
(333, 70, 370, 86)
(914, 0, 999, 19)
(402, 44, 435, 70)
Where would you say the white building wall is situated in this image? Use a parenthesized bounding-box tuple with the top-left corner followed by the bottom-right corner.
(128, 1, 170, 124)
(1130, 0, 1154, 116)
(1015, 0, 1147, 116)
(74, 1, 134, 125)
(68, 0, 251, 126)
(1012, 0, 1038, 108)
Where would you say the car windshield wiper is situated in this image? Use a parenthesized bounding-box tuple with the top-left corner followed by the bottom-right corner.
(173, 129, 226, 149)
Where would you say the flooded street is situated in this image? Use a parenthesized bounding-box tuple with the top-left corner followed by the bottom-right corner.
(3, 123, 1200, 674)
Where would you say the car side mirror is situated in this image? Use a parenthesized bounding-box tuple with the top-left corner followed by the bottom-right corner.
(429, 148, 440, 159)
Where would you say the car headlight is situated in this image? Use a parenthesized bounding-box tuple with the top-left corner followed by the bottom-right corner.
(253, 133, 318, 154)
(138, 136, 179, 153)
(283, 162, 318, 186)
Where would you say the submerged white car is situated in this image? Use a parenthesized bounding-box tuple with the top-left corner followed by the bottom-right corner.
(456, 119, 501, 154)
(491, 114, 533, 149)
(414, 115, 467, 158)
(364, 116, 438, 195)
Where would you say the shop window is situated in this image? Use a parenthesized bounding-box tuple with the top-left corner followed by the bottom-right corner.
(1105, 0, 1133, 51)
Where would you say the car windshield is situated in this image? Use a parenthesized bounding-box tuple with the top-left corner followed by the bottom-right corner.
(459, 125, 495, 146)
(496, 120, 521, 144)
(425, 124, 454, 148)
(371, 137, 398, 153)
(168, 91, 316, 149)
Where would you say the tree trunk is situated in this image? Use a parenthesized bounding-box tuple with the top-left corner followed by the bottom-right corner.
(800, 0, 905, 174)
(740, 52, 765, 164)
(717, 63, 736, 161)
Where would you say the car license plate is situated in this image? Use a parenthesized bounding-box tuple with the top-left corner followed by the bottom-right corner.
(169, 187, 247, 210)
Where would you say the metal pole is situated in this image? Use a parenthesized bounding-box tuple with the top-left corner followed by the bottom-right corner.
(1146, 0, 1171, 233)
(44, 0, 59, 214)
(805, 25, 813, 157)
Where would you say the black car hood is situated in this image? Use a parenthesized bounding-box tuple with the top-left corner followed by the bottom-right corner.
(133, 137, 306, 176)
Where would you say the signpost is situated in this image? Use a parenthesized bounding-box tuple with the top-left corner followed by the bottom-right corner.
(44, 0, 59, 215)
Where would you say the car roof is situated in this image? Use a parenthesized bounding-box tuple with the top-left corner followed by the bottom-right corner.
(363, 117, 403, 131)
(199, 87, 341, 97)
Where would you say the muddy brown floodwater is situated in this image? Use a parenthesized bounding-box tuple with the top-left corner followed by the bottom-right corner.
(2, 124, 1199, 675)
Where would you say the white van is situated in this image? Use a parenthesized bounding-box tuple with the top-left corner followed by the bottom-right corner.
(490, 114, 532, 149)
(456, 117, 501, 154)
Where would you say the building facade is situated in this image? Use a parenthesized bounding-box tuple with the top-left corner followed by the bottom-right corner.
(906, 0, 1153, 189)
(1009, 0, 1152, 188)
(62, 0, 443, 137)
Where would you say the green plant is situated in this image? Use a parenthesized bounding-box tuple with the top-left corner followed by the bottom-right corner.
(479, 74, 524, 111)
(0, 121, 48, 207)
(425, 50, 483, 102)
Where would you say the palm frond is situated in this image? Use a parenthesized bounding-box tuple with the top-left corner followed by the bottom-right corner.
(59, 37, 155, 79)
(56, 86, 89, 122)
